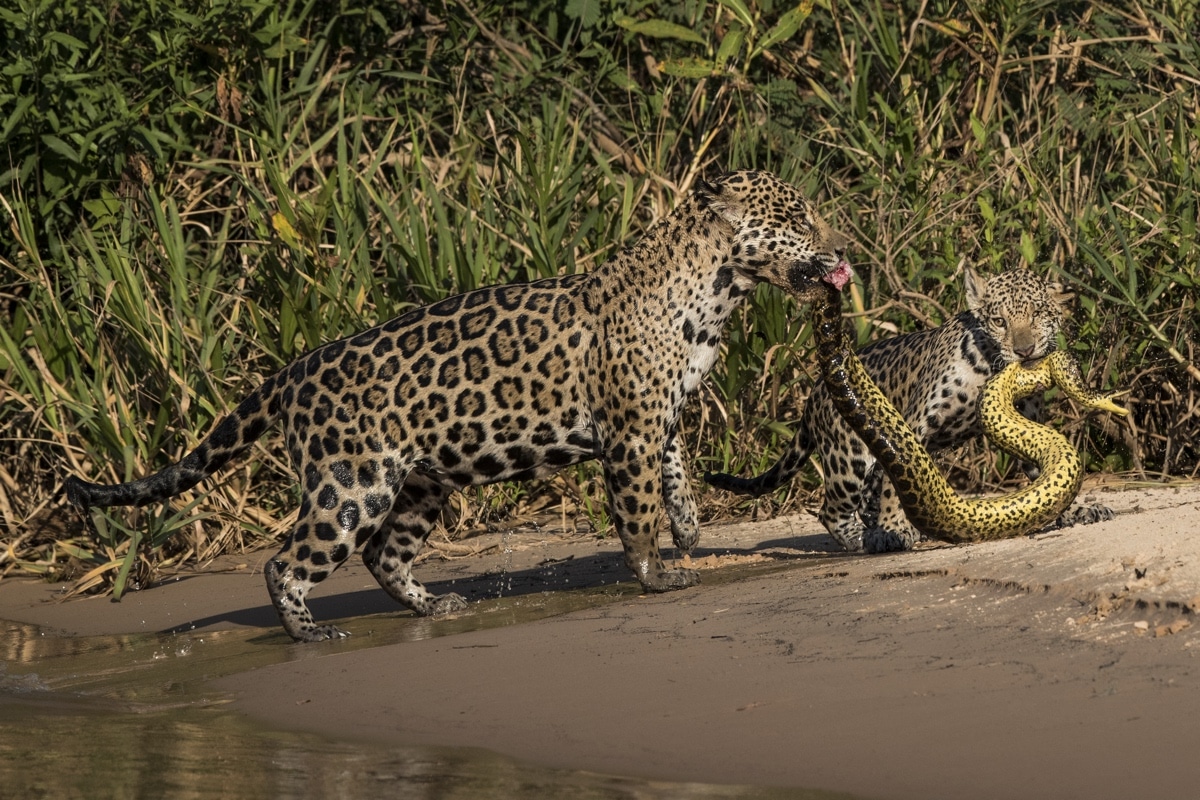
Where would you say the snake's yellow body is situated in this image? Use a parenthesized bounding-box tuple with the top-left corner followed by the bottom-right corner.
(808, 283, 1127, 543)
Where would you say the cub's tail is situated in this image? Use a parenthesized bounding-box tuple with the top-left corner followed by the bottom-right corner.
(65, 375, 283, 510)
(703, 427, 817, 497)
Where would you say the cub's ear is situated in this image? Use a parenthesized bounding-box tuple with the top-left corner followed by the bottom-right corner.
(694, 172, 745, 226)
(693, 174, 723, 199)
(963, 265, 988, 311)
(1046, 279, 1075, 315)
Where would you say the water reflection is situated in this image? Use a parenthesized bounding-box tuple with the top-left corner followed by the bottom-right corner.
(0, 564, 858, 800)
(2, 689, 849, 798)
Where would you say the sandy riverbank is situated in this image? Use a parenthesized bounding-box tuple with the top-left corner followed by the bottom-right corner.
(3, 482, 1199, 799)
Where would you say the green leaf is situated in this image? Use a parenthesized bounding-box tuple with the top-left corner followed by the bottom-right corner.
(717, 0, 755, 29)
(111, 525, 141, 601)
(83, 195, 122, 224)
(616, 17, 706, 45)
(2, 95, 35, 139)
(604, 67, 640, 92)
(45, 31, 87, 51)
(657, 57, 718, 78)
(564, 0, 603, 28)
(716, 25, 746, 68)
(40, 134, 79, 162)
(261, 31, 308, 59)
(1019, 231, 1036, 265)
(378, 71, 442, 83)
(969, 113, 987, 145)
(751, 2, 813, 60)
(978, 195, 995, 224)
(0, 324, 42, 406)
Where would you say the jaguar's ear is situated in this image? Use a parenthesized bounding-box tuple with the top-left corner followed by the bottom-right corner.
(963, 265, 988, 311)
(1045, 277, 1074, 303)
(1046, 279, 1075, 315)
(694, 174, 722, 200)
(695, 173, 745, 226)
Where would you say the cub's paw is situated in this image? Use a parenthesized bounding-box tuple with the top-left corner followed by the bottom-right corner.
(430, 593, 469, 615)
(1052, 503, 1115, 529)
(863, 526, 920, 554)
(641, 568, 701, 592)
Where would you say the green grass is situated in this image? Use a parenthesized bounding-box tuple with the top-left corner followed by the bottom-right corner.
(2, 0, 1197, 593)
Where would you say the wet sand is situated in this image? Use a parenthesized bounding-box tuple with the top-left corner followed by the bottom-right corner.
(4, 482, 1200, 799)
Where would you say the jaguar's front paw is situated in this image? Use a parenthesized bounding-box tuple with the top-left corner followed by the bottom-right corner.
(430, 593, 469, 615)
(640, 568, 701, 592)
(831, 529, 865, 552)
(671, 525, 701, 554)
(863, 526, 920, 554)
(293, 623, 352, 643)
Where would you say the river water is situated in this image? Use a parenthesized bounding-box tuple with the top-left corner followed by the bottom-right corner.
(0, 581, 856, 800)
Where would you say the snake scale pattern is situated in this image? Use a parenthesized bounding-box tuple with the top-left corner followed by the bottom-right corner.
(805, 280, 1128, 543)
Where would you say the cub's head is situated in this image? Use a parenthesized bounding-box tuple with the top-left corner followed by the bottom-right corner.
(964, 267, 1072, 366)
(697, 170, 852, 298)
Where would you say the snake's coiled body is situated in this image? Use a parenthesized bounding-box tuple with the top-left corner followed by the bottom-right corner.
(808, 283, 1127, 543)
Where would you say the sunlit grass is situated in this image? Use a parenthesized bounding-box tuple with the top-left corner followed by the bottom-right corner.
(1, 0, 1196, 593)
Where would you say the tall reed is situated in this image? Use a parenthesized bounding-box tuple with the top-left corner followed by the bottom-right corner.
(2, 0, 1195, 593)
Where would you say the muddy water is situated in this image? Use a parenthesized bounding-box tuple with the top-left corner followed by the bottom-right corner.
(0, 570, 855, 799)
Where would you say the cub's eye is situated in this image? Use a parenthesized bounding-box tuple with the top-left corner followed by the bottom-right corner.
(991, 316, 1007, 329)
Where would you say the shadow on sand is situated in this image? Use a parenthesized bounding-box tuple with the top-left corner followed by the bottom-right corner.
(158, 532, 843, 636)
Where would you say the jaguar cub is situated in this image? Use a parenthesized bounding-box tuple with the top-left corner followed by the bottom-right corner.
(66, 170, 851, 642)
(706, 267, 1114, 553)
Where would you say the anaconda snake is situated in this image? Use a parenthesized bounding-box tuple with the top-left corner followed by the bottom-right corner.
(805, 279, 1128, 543)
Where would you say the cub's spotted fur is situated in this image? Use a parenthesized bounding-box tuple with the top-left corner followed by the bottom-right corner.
(706, 267, 1114, 553)
(66, 170, 850, 642)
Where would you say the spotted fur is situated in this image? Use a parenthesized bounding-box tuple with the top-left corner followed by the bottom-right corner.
(706, 267, 1114, 553)
(65, 170, 849, 642)
(805, 281, 1126, 543)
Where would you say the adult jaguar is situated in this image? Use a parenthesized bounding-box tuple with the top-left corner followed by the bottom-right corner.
(706, 267, 1114, 553)
(65, 170, 852, 642)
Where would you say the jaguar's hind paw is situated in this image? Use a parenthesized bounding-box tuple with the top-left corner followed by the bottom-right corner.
(1051, 503, 1115, 529)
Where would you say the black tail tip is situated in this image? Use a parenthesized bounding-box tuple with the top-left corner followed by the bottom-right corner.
(64, 476, 93, 509)
(702, 471, 767, 497)
(703, 470, 735, 489)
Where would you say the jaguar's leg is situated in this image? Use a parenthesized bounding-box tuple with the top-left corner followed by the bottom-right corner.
(819, 498, 866, 551)
(661, 427, 700, 554)
(265, 463, 406, 642)
(816, 443, 874, 552)
(605, 438, 700, 592)
(862, 468, 923, 553)
(361, 473, 468, 616)
(858, 462, 883, 530)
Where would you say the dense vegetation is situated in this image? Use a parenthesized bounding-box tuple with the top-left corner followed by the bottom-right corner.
(2, 0, 1197, 594)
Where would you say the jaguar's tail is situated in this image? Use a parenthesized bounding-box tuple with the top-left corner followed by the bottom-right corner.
(65, 375, 284, 510)
(703, 427, 816, 497)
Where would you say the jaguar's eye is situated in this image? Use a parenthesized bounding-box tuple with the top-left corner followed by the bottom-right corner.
(991, 316, 1007, 329)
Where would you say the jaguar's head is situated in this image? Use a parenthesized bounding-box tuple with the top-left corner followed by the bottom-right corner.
(697, 170, 853, 300)
(964, 267, 1072, 368)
